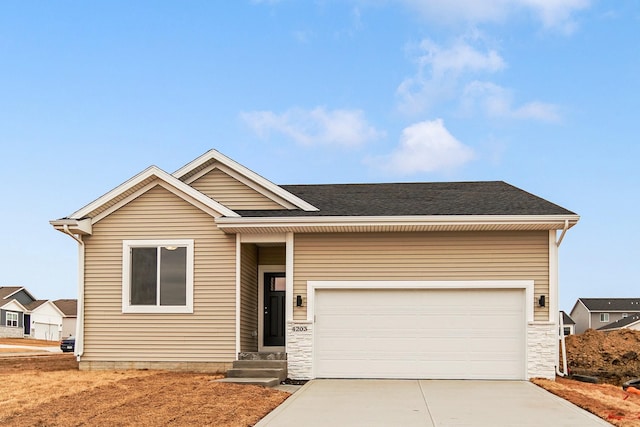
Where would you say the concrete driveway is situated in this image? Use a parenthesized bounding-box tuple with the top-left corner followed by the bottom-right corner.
(257, 380, 611, 427)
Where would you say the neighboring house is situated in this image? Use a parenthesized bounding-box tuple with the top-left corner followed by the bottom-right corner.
(0, 287, 76, 341)
(0, 286, 38, 337)
(30, 300, 66, 341)
(50, 149, 579, 380)
(559, 311, 575, 335)
(52, 299, 78, 338)
(570, 298, 640, 334)
(598, 313, 640, 332)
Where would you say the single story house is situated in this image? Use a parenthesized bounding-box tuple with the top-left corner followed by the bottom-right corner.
(0, 287, 76, 341)
(50, 149, 579, 380)
(570, 298, 640, 334)
(598, 313, 640, 332)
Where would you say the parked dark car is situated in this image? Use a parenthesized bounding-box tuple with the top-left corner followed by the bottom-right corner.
(60, 336, 75, 353)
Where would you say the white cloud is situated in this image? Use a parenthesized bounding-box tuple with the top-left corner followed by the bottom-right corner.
(397, 36, 505, 115)
(462, 81, 561, 122)
(240, 107, 384, 147)
(397, 37, 561, 122)
(373, 119, 474, 174)
(398, 0, 589, 32)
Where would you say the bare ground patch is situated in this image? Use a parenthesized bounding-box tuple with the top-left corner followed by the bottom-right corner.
(0, 354, 289, 427)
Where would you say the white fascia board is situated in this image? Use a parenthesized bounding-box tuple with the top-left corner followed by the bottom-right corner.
(1, 299, 28, 312)
(216, 214, 580, 229)
(67, 165, 239, 219)
(172, 149, 319, 212)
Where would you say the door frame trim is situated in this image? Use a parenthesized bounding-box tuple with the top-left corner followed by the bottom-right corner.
(258, 265, 286, 352)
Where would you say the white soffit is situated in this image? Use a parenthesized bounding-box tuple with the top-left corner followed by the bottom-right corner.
(215, 215, 580, 233)
(172, 149, 319, 212)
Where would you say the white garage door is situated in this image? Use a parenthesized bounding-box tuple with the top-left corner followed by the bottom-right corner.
(33, 322, 60, 341)
(314, 288, 525, 380)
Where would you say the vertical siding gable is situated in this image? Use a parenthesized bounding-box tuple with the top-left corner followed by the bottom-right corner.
(83, 185, 237, 363)
(13, 290, 35, 306)
(190, 168, 285, 210)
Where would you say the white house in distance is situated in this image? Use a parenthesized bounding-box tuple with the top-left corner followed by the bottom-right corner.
(0, 286, 76, 341)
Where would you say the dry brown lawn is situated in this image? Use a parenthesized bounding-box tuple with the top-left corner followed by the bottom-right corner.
(533, 377, 640, 427)
(0, 354, 290, 426)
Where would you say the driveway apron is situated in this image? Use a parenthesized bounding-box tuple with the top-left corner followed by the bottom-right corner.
(256, 380, 611, 427)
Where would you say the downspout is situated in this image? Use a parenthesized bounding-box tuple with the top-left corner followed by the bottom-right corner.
(555, 220, 570, 377)
(62, 225, 85, 360)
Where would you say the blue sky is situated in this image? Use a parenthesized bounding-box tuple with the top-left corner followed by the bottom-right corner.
(1, 1, 638, 311)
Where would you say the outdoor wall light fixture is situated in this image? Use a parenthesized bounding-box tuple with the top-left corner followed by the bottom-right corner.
(538, 295, 546, 307)
(296, 295, 303, 307)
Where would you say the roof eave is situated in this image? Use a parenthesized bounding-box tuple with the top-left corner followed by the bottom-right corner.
(49, 218, 93, 235)
(215, 214, 580, 234)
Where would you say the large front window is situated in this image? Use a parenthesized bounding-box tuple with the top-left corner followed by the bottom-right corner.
(6, 312, 18, 327)
(122, 240, 194, 313)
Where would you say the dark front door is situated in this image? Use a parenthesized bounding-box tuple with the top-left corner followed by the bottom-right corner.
(263, 272, 285, 347)
(23, 314, 30, 335)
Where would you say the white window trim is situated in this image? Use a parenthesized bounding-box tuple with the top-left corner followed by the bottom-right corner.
(600, 313, 609, 322)
(6, 311, 18, 327)
(122, 239, 194, 314)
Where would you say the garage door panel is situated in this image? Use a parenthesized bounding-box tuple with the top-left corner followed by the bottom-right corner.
(315, 288, 525, 380)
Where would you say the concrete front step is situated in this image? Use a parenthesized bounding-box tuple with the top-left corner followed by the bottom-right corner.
(232, 360, 288, 370)
(227, 368, 287, 382)
(217, 377, 281, 387)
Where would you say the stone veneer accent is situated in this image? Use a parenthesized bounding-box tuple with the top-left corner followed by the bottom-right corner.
(286, 320, 313, 379)
(286, 320, 557, 380)
(527, 322, 557, 379)
(0, 326, 24, 338)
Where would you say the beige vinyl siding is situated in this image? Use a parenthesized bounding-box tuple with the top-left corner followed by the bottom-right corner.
(82, 184, 236, 362)
(258, 246, 286, 265)
(294, 231, 550, 321)
(240, 244, 258, 352)
(190, 168, 284, 210)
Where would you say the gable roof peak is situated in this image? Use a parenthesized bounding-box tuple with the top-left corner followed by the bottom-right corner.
(173, 149, 318, 212)
(57, 164, 239, 224)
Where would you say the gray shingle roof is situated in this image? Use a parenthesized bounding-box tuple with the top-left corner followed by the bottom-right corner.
(561, 311, 575, 325)
(0, 286, 22, 299)
(235, 181, 576, 217)
(579, 298, 640, 312)
(53, 299, 77, 316)
(598, 313, 640, 331)
(24, 300, 47, 310)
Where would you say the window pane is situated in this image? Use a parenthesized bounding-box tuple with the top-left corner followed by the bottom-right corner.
(160, 247, 186, 306)
(131, 247, 157, 305)
(271, 277, 286, 291)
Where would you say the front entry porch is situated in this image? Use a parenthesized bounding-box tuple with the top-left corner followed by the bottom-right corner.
(234, 234, 296, 385)
(219, 352, 288, 387)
